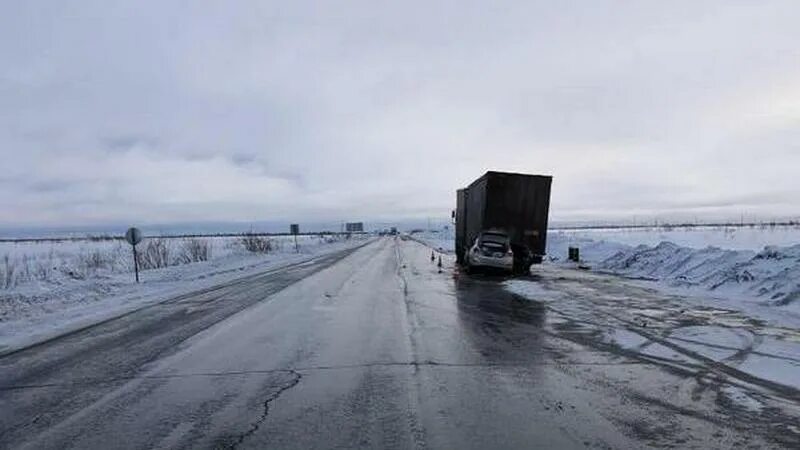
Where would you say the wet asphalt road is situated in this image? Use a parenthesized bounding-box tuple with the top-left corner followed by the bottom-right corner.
(1, 237, 798, 449)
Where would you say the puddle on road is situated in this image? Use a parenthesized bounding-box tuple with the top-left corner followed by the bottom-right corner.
(451, 274, 551, 364)
(464, 266, 800, 376)
(454, 275, 546, 327)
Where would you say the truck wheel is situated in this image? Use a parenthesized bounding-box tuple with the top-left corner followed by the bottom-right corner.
(512, 256, 531, 276)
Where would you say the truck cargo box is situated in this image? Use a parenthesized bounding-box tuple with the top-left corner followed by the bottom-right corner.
(455, 171, 552, 273)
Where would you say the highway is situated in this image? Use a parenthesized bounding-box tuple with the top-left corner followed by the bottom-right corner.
(1, 237, 797, 449)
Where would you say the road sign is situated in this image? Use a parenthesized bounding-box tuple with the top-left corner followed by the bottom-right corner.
(125, 227, 143, 283)
(345, 222, 364, 232)
(125, 227, 143, 246)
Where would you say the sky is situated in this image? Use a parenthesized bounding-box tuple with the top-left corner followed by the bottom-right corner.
(2, 0, 800, 230)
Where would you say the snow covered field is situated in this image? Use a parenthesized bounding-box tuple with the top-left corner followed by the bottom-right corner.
(0, 234, 371, 354)
(0, 234, 334, 290)
(552, 224, 800, 251)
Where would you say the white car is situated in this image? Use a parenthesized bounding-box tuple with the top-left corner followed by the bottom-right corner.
(465, 231, 514, 273)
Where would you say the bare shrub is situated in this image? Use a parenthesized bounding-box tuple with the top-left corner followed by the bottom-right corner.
(240, 233, 272, 253)
(87, 234, 115, 242)
(176, 238, 212, 264)
(2, 255, 16, 289)
(83, 250, 105, 269)
(66, 249, 106, 279)
(34, 260, 50, 282)
(137, 238, 172, 270)
(21, 254, 31, 282)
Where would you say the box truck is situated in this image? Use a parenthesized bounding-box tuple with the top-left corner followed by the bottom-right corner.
(454, 171, 552, 274)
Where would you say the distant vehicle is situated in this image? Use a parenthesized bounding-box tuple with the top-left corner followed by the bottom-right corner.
(390, 227, 398, 235)
(455, 171, 552, 274)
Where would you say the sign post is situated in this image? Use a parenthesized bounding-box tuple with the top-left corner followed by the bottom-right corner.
(125, 227, 143, 283)
(290, 224, 300, 253)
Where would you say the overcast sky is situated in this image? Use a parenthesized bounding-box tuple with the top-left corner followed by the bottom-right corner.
(2, 1, 799, 228)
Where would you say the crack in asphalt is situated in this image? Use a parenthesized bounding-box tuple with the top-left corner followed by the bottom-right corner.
(393, 239, 421, 377)
(0, 413, 41, 440)
(0, 360, 648, 392)
(224, 370, 303, 450)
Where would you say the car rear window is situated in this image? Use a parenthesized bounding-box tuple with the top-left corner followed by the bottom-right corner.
(481, 233, 508, 244)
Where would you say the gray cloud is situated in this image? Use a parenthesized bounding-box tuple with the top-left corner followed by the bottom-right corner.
(102, 135, 160, 153)
(1, 0, 800, 228)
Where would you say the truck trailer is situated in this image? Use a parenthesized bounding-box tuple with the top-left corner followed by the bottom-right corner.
(455, 171, 552, 273)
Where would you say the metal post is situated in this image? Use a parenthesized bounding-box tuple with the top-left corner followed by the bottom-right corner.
(133, 243, 139, 283)
(294, 234, 299, 253)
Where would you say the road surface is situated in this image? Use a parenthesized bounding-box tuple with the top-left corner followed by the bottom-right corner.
(1, 237, 798, 449)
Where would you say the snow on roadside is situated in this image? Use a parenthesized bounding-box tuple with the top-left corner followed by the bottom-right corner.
(409, 229, 455, 254)
(546, 233, 631, 263)
(414, 226, 800, 316)
(0, 235, 372, 355)
(599, 243, 800, 312)
(543, 231, 800, 315)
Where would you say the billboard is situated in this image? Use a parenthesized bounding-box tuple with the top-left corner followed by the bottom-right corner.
(345, 222, 364, 232)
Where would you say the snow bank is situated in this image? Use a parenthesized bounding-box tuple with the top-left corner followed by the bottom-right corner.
(544, 230, 800, 313)
(599, 242, 800, 309)
(404, 227, 800, 311)
(0, 235, 371, 354)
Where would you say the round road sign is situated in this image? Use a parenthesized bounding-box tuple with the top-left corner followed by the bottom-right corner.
(125, 227, 143, 246)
